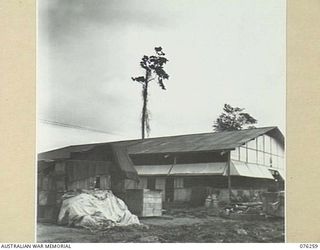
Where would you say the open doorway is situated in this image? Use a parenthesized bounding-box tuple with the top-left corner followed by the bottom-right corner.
(165, 177, 174, 202)
(147, 177, 156, 190)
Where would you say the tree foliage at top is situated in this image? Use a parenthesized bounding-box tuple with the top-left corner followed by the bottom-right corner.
(213, 104, 257, 132)
(132, 47, 169, 139)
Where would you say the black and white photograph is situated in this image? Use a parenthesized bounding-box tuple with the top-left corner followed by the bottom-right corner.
(37, 0, 286, 243)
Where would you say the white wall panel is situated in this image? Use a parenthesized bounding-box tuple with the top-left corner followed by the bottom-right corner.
(231, 147, 240, 160)
(240, 146, 247, 162)
(247, 149, 257, 163)
(265, 135, 271, 153)
(258, 151, 264, 165)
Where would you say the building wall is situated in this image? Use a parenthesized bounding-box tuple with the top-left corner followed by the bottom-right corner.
(126, 134, 284, 203)
(174, 188, 192, 201)
(65, 160, 112, 190)
(67, 175, 111, 190)
(127, 175, 274, 204)
(231, 134, 285, 171)
(37, 159, 113, 222)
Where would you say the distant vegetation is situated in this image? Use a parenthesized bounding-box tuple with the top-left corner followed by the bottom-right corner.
(213, 104, 257, 132)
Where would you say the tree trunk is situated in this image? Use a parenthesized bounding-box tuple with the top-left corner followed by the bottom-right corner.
(141, 71, 150, 139)
(141, 86, 147, 139)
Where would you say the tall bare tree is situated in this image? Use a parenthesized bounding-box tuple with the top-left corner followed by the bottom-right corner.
(132, 47, 169, 139)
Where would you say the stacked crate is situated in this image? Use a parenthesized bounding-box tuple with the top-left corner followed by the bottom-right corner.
(125, 189, 162, 217)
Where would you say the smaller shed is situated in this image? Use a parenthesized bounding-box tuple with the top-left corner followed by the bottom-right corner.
(37, 143, 139, 222)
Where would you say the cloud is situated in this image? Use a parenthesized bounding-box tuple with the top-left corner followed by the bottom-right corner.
(39, 0, 173, 46)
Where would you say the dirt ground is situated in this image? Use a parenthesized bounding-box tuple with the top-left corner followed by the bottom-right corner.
(37, 206, 284, 243)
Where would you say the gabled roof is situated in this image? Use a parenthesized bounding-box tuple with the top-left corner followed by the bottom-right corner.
(127, 126, 283, 155)
(38, 127, 284, 179)
(38, 126, 284, 159)
(38, 144, 99, 161)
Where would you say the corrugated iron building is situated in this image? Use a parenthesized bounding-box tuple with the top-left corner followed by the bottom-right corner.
(37, 126, 285, 220)
(125, 126, 285, 203)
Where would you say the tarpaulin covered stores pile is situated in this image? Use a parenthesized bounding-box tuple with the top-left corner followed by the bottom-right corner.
(58, 190, 140, 230)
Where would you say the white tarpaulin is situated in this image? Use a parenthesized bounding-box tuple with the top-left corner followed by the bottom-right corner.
(58, 190, 140, 230)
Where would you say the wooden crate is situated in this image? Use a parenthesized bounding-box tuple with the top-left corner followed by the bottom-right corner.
(125, 189, 162, 217)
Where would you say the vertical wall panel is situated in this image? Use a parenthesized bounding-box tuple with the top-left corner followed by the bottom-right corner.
(279, 146, 284, 157)
(174, 177, 184, 188)
(279, 157, 284, 170)
(231, 147, 240, 160)
(258, 151, 264, 165)
(247, 149, 257, 163)
(257, 136, 264, 151)
(271, 138, 278, 156)
(240, 146, 247, 162)
(265, 135, 271, 154)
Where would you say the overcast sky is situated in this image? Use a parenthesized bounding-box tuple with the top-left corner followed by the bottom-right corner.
(38, 0, 286, 152)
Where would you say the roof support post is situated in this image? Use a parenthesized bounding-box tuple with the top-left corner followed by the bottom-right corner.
(227, 151, 232, 203)
(167, 155, 177, 176)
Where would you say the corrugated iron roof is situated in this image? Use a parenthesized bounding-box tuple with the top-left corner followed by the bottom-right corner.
(37, 127, 283, 180)
(38, 127, 283, 160)
(127, 127, 281, 155)
(38, 144, 99, 161)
